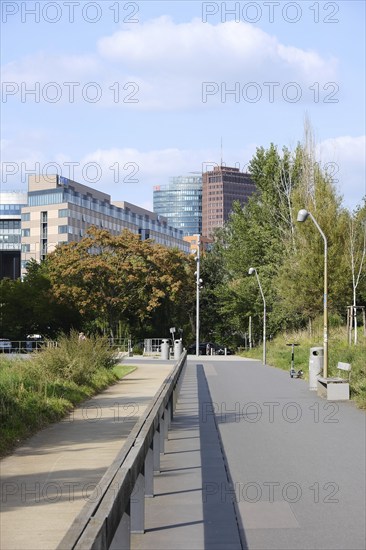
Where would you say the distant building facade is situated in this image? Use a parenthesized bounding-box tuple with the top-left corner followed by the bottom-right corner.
(19, 175, 189, 277)
(153, 175, 202, 237)
(202, 166, 256, 237)
(183, 235, 212, 255)
(0, 192, 27, 279)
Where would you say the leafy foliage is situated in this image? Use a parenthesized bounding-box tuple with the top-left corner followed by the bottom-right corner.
(46, 227, 195, 339)
(199, 141, 366, 347)
(0, 260, 80, 339)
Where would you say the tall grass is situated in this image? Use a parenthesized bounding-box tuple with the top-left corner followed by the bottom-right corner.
(241, 324, 366, 408)
(0, 333, 133, 456)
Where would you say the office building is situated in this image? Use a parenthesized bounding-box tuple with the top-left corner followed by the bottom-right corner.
(183, 234, 212, 254)
(202, 165, 256, 237)
(153, 175, 202, 237)
(0, 192, 27, 279)
(20, 175, 189, 277)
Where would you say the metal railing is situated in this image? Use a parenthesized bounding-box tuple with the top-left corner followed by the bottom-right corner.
(143, 338, 162, 355)
(107, 338, 132, 354)
(57, 351, 187, 550)
(0, 340, 58, 354)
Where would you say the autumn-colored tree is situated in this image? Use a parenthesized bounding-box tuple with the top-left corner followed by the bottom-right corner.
(47, 227, 195, 338)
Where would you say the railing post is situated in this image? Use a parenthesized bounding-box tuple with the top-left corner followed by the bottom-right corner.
(159, 414, 165, 454)
(169, 395, 173, 422)
(110, 503, 131, 550)
(164, 405, 170, 436)
(145, 443, 154, 497)
(153, 429, 160, 473)
(131, 471, 145, 534)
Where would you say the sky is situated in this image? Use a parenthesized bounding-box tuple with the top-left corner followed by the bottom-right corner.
(1, 0, 365, 211)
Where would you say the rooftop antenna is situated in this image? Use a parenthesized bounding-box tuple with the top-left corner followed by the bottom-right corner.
(220, 137, 223, 166)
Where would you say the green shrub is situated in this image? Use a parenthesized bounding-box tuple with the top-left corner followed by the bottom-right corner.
(0, 333, 121, 456)
(35, 331, 117, 385)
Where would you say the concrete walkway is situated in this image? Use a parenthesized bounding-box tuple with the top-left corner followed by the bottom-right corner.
(131, 355, 245, 550)
(0, 358, 176, 550)
(132, 356, 366, 550)
(2, 355, 365, 550)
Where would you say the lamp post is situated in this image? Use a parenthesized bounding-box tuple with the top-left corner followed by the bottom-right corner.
(195, 234, 202, 357)
(297, 209, 328, 378)
(248, 267, 266, 366)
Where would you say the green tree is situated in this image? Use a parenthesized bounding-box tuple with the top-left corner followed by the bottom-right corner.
(0, 260, 79, 339)
(198, 135, 360, 345)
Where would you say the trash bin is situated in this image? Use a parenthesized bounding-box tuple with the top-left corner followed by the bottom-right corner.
(309, 347, 324, 390)
(161, 339, 170, 360)
(174, 339, 183, 360)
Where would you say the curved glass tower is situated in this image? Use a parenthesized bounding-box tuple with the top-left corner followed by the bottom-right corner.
(153, 175, 202, 237)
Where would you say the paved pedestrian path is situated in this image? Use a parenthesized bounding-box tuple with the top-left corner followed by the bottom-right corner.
(131, 356, 366, 550)
(2, 355, 365, 550)
(0, 358, 176, 550)
(131, 355, 246, 550)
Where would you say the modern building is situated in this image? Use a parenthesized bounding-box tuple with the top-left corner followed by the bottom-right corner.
(19, 175, 189, 277)
(153, 175, 202, 237)
(0, 192, 27, 279)
(183, 235, 212, 255)
(202, 165, 256, 237)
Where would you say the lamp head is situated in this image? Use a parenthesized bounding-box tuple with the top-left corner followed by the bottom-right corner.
(297, 209, 309, 222)
(248, 267, 256, 275)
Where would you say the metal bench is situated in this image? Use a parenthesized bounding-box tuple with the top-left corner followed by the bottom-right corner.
(317, 362, 351, 401)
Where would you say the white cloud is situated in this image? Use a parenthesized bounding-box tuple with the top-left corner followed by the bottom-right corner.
(1, 135, 363, 211)
(1, 17, 338, 110)
(98, 17, 336, 80)
(3, 52, 99, 83)
(317, 135, 366, 209)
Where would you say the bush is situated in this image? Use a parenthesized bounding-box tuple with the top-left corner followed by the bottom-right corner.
(35, 331, 117, 385)
(0, 333, 120, 456)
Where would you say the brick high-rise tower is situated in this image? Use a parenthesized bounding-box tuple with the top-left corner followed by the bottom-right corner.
(202, 166, 256, 237)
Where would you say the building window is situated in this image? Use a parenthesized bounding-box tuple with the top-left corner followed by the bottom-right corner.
(0, 220, 21, 230)
(21, 229, 30, 237)
(29, 191, 63, 206)
(58, 225, 68, 234)
(21, 213, 30, 221)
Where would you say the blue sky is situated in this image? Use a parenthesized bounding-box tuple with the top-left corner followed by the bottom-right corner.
(1, 0, 365, 211)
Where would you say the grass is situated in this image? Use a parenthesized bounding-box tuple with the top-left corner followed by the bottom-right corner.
(0, 334, 137, 457)
(240, 324, 366, 408)
(113, 364, 136, 378)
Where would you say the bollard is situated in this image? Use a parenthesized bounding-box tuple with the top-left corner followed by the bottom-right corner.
(174, 339, 183, 360)
(160, 339, 170, 360)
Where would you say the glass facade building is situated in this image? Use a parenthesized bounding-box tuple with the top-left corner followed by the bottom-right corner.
(0, 192, 27, 279)
(19, 175, 189, 278)
(153, 175, 202, 237)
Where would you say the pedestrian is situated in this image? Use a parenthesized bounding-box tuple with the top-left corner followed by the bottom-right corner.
(206, 343, 210, 356)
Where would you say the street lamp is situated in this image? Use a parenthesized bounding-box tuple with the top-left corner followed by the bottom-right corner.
(248, 267, 266, 366)
(297, 209, 328, 378)
(194, 234, 201, 357)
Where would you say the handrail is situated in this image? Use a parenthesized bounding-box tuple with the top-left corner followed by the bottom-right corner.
(57, 351, 187, 550)
(0, 340, 58, 353)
